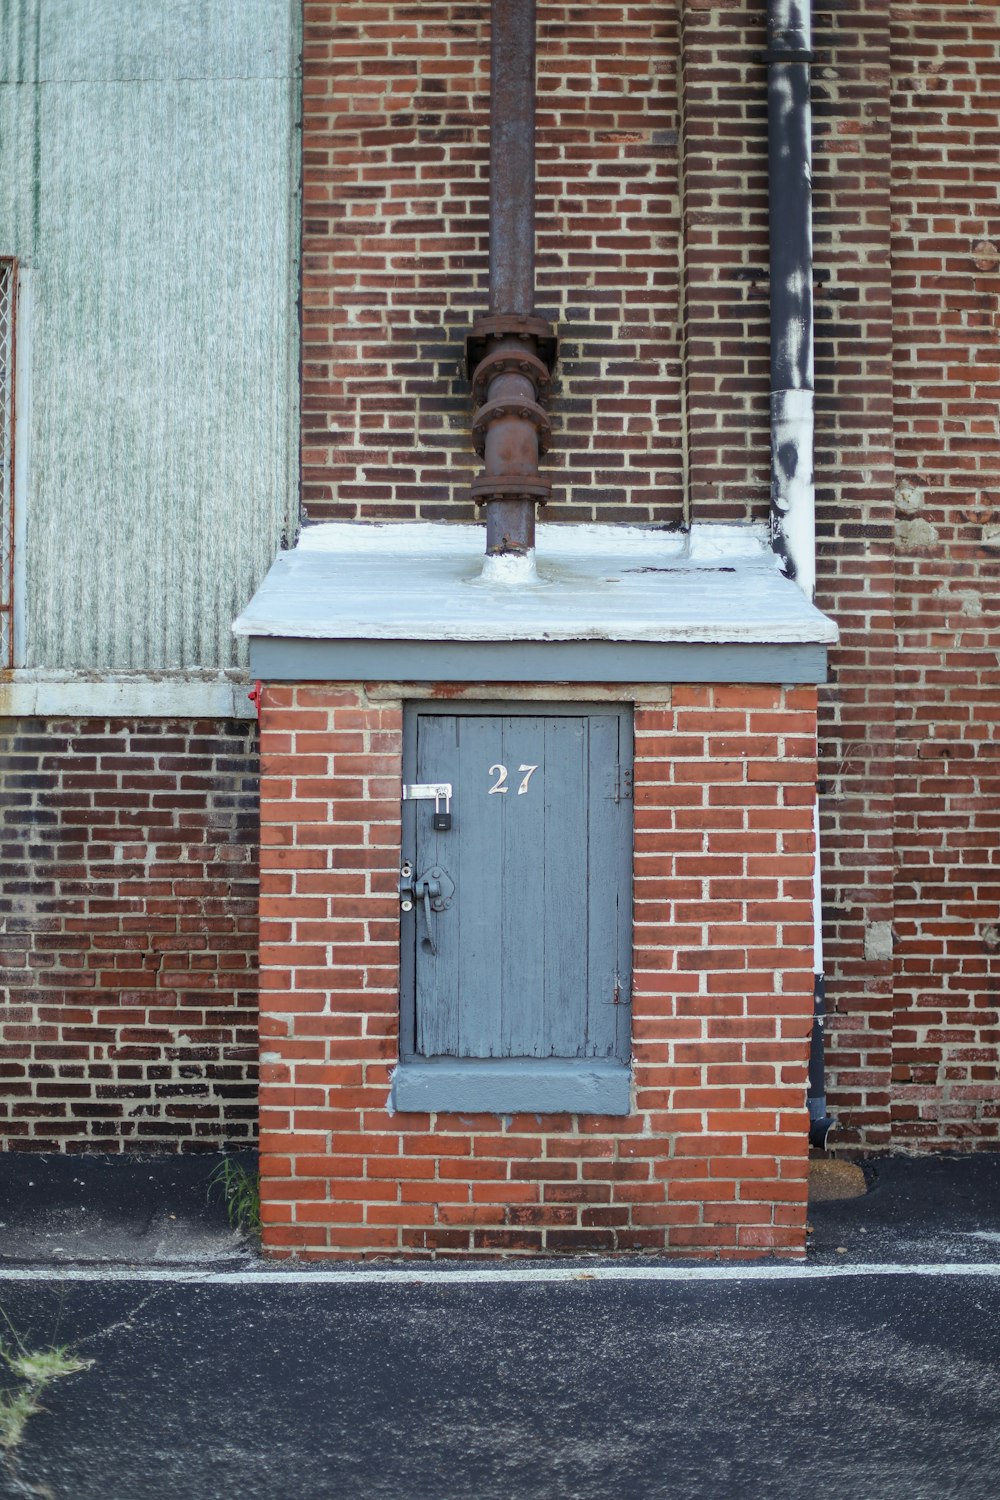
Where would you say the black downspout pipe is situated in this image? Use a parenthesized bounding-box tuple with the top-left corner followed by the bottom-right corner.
(467, 0, 557, 559)
(766, 0, 832, 1150)
(809, 975, 832, 1148)
(766, 0, 815, 599)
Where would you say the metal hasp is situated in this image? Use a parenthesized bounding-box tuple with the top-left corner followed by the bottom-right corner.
(767, 0, 816, 601)
(466, 0, 557, 557)
(402, 781, 453, 831)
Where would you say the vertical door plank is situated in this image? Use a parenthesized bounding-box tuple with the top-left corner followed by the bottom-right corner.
(586, 712, 623, 1059)
(414, 713, 461, 1056)
(399, 709, 419, 1057)
(614, 710, 634, 1061)
(499, 715, 547, 1056)
(453, 714, 505, 1057)
(542, 715, 590, 1058)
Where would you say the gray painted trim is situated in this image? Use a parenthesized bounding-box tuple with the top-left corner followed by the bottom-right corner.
(249, 638, 828, 684)
(404, 699, 632, 719)
(391, 1058, 632, 1116)
(12, 269, 32, 669)
(399, 719, 419, 1058)
(0, 673, 255, 719)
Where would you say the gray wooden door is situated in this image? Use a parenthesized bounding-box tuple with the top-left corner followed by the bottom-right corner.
(400, 704, 632, 1063)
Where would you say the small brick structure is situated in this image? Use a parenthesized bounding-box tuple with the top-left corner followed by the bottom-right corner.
(257, 682, 818, 1259)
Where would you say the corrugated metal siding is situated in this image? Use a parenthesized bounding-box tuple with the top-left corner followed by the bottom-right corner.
(0, 261, 14, 665)
(0, 0, 300, 669)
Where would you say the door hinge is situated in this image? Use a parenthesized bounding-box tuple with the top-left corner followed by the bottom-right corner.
(614, 769, 633, 804)
(610, 972, 631, 1007)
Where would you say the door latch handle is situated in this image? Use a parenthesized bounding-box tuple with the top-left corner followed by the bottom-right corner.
(399, 865, 455, 953)
(418, 880, 438, 954)
(413, 872, 447, 955)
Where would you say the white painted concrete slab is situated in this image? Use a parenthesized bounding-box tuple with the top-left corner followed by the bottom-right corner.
(233, 522, 839, 646)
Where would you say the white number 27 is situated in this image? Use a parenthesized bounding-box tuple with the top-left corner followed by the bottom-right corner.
(516, 764, 538, 795)
(488, 763, 538, 796)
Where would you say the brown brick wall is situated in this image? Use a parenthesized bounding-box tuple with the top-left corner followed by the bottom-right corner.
(9, 1, 999, 1162)
(887, 2, 1000, 1148)
(297, 0, 1000, 1158)
(301, 1, 685, 526)
(811, 2, 898, 1148)
(678, 1, 770, 523)
(0, 718, 260, 1151)
(257, 684, 817, 1260)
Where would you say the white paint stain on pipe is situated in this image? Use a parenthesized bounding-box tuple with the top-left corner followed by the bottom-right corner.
(478, 550, 540, 586)
(770, 387, 815, 601)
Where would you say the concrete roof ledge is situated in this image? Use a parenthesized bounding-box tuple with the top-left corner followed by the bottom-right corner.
(233, 522, 839, 648)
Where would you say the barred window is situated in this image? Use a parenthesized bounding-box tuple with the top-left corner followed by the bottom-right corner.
(0, 260, 14, 667)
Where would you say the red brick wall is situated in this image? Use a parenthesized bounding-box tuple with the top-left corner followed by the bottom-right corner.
(298, 0, 1000, 1156)
(257, 684, 817, 1260)
(15, 1, 998, 1163)
(0, 718, 259, 1151)
(810, 1, 898, 1148)
(887, 2, 1000, 1148)
(301, 1, 685, 526)
(678, 1, 770, 523)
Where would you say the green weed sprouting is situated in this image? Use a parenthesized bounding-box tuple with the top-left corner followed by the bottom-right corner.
(4, 1347, 92, 1387)
(0, 1332, 94, 1451)
(208, 1157, 262, 1237)
(0, 1388, 41, 1451)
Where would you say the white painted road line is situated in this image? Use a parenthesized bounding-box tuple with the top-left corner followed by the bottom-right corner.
(0, 1261, 997, 1286)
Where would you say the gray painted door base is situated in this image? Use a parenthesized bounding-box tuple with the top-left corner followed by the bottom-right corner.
(391, 1057, 632, 1116)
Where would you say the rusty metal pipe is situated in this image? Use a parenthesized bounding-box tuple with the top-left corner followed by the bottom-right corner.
(490, 0, 536, 318)
(485, 498, 536, 555)
(466, 0, 556, 559)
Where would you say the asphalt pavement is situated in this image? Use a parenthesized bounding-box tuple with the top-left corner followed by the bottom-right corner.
(0, 1151, 997, 1500)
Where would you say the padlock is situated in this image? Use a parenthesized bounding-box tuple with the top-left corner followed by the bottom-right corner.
(432, 788, 452, 832)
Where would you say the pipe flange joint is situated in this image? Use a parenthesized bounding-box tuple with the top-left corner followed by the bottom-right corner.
(471, 399, 552, 459)
(466, 314, 558, 378)
(471, 348, 552, 409)
(471, 475, 551, 505)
